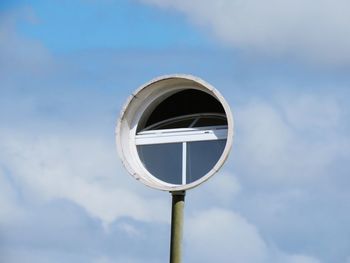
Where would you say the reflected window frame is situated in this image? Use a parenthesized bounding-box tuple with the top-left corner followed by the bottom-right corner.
(135, 113, 228, 185)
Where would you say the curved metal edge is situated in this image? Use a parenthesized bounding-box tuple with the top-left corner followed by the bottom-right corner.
(115, 74, 234, 192)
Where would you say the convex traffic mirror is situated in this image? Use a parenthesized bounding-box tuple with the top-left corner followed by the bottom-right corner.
(116, 75, 234, 191)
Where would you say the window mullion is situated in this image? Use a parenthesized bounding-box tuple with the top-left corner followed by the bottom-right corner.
(182, 142, 187, 185)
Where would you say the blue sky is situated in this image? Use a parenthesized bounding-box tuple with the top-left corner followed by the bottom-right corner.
(1, 1, 350, 263)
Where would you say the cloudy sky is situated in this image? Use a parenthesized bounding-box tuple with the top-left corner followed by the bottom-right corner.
(1, 0, 350, 262)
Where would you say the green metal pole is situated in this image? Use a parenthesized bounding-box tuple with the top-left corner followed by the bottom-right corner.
(169, 191, 186, 263)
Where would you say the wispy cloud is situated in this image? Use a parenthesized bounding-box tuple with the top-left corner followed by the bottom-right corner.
(0, 130, 169, 225)
(141, 0, 350, 65)
(236, 93, 348, 184)
(0, 7, 52, 76)
(186, 208, 321, 263)
(1, 4, 350, 263)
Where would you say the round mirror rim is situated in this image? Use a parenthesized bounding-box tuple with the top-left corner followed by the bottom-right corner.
(116, 74, 234, 191)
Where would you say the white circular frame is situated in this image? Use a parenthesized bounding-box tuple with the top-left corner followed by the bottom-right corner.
(116, 74, 234, 191)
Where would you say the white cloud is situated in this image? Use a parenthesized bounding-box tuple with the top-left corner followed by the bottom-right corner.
(94, 256, 161, 263)
(189, 171, 241, 207)
(282, 255, 321, 263)
(227, 93, 349, 262)
(0, 8, 53, 76)
(0, 129, 168, 226)
(186, 208, 268, 263)
(0, 4, 170, 230)
(1, 5, 349, 263)
(282, 94, 341, 131)
(94, 257, 115, 263)
(117, 222, 142, 237)
(186, 208, 321, 263)
(141, 0, 350, 65)
(235, 94, 348, 183)
(205, 172, 241, 202)
(238, 101, 292, 168)
(0, 171, 24, 224)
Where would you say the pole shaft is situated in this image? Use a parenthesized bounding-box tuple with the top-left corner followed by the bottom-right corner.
(169, 191, 186, 263)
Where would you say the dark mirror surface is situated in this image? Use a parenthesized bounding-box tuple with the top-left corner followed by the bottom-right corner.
(193, 117, 227, 127)
(138, 89, 225, 131)
(186, 140, 226, 183)
(153, 118, 194, 130)
(137, 143, 182, 184)
(140, 114, 227, 132)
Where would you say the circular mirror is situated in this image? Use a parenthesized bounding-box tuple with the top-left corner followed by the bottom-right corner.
(116, 75, 234, 191)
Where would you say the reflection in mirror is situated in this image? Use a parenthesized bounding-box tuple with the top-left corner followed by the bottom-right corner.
(193, 116, 227, 127)
(143, 89, 225, 129)
(140, 113, 227, 132)
(186, 140, 226, 183)
(135, 90, 229, 185)
(137, 143, 182, 184)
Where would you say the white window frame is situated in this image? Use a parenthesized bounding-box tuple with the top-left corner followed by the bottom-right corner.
(136, 126, 227, 145)
(135, 115, 228, 185)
